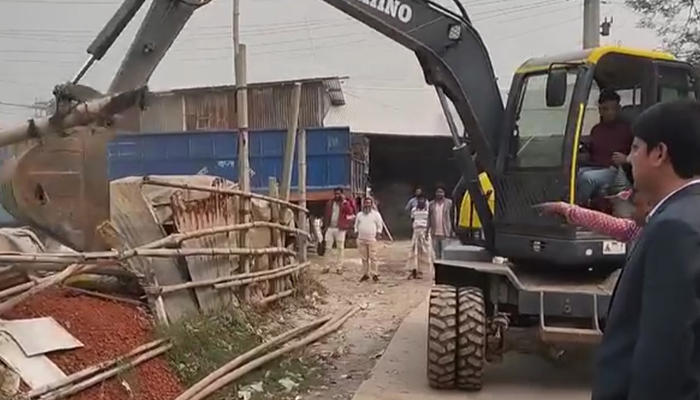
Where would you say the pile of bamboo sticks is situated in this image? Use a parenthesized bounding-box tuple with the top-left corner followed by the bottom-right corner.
(0, 221, 312, 311)
(21, 339, 171, 400)
(175, 306, 360, 400)
(12, 306, 358, 400)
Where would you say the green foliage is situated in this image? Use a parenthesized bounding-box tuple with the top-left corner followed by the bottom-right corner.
(625, 0, 700, 65)
(156, 309, 321, 400)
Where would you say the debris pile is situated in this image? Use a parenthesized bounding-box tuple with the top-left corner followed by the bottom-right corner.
(3, 288, 182, 399)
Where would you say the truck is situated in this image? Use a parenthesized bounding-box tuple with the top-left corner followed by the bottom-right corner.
(107, 127, 368, 207)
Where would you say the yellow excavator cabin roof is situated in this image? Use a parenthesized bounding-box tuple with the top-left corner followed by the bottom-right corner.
(515, 45, 676, 74)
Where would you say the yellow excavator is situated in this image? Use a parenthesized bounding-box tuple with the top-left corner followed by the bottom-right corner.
(0, 0, 695, 393)
(309, 0, 698, 392)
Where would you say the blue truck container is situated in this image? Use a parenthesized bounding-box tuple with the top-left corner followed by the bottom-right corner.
(107, 127, 368, 201)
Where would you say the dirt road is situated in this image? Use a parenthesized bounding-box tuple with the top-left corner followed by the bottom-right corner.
(351, 300, 592, 400)
(302, 241, 431, 399)
(304, 241, 594, 400)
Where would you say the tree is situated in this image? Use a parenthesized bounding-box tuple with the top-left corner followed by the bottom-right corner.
(625, 0, 700, 65)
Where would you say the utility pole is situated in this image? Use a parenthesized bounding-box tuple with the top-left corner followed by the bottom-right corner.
(233, 0, 240, 70)
(233, 0, 247, 192)
(583, 0, 600, 49)
(297, 128, 307, 262)
(233, 0, 251, 301)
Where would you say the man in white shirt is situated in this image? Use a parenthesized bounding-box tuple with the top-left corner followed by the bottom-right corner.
(354, 197, 384, 282)
(407, 194, 431, 279)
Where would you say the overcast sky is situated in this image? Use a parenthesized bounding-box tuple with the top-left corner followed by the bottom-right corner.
(0, 0, 661, 127)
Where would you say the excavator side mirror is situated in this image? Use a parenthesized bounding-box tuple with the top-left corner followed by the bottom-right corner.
(546, 69, 568, 108)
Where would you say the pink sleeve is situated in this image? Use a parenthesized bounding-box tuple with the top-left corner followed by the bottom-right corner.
(565, 206, 640, 242)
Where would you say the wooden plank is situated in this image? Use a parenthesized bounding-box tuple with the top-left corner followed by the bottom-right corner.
(109, 180, 198, 324)
(0, 332, 66, 389)
(170, 181, 240, 312)
(268, 178, 283, 297)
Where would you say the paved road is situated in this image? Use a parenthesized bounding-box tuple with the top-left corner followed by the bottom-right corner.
(352, 299, 592, 400)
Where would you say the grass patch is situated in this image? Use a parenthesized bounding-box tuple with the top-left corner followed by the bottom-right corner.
(157, 308, 322, 400)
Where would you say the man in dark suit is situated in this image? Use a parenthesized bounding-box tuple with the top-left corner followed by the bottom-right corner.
(592, 99, 700, 400)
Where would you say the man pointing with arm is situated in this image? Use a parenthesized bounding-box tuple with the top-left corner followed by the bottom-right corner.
(592, 99, 700, 400)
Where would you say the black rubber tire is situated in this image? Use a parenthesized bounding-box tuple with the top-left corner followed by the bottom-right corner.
(427, 285, 458, 389)
(456, 287, 487, 391)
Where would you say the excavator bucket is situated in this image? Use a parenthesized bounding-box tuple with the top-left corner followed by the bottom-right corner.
(0, 128, 111, 252)
(0, 85, 147, 252)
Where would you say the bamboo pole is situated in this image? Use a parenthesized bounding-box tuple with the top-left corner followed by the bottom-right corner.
(7, 263, 134, 278)
(213, 263, 309, 290)
(0, 264, 89, 314)
(27, 339, 167, 398)
(268, 177, 283, 296)
(175, 315, 332, 400)
(186, 306, 361, 400)
(256, 289, 294, 306)
(126, 247, 295, 258)
(153, 262, 310, 294)
(280, 82, 302, 200)
(236, 45, 252, 303)
(0, 281, 34, 300)
(0, 247, 294, 265)
(63, 286, 142, 306)
(297, 128, 308, 262)
(41, 344, 172, 400)
(134, 221, 309, 252)
(141, 177, 308, 213)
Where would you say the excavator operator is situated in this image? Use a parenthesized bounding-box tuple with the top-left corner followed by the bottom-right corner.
(576, 89, 634, 205)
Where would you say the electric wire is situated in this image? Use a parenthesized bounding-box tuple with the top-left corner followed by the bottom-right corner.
(0, 0, 585, 105)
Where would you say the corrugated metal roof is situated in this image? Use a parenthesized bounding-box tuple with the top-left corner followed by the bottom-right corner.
(155, 76, 347, 106)
(324, 81, 508, 137)
(324, 82, 452, 137)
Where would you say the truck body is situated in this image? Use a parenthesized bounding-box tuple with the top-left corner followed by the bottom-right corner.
(107, 126, 368, 202)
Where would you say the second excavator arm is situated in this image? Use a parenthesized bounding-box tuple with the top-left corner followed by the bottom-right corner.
(0, 0, 212, 251)
(320, 0, 504, 249)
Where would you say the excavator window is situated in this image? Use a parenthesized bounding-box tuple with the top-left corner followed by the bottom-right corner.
(657, 65, 697, 101)
(514, 68, 580, 169)
(581, 81, 642, 138)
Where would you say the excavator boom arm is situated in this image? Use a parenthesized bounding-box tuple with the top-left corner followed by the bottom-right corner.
(108, 0, 209, 93)
(321, 0, 503, 166)
(320, 0, 504, 248)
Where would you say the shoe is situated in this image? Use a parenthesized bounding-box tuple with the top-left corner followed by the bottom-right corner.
(359, 275, 370, 282)
(415, 271, 424, 280)
(408, 269, 417, 280)
(372, 275, 380, 283)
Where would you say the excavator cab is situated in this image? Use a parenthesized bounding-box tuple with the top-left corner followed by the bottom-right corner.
(486, 47, 700, 268)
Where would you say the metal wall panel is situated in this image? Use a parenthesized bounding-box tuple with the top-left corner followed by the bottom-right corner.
(140, 93, 185, 133)
(140, 81, 328, 133)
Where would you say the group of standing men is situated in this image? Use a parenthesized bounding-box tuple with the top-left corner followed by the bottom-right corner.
(320, 185, 456, 283)
(322, 188, 384, 282)
(404, 186, 454, 279)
